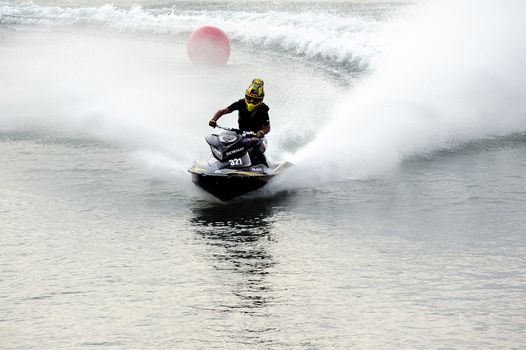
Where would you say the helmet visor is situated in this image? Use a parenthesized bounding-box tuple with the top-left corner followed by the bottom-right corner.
(245, 95, 263, 104)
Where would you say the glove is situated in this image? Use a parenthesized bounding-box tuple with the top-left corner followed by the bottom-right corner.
(209, 119, 217, 128)
(256, 130, 265, 138)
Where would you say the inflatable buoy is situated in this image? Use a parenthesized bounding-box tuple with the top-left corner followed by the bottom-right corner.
(187, 26, 230, 66)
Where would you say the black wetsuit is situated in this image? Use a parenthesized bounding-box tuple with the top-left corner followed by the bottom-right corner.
(227, 99, 270, 166)
(228, 99, 270, 133)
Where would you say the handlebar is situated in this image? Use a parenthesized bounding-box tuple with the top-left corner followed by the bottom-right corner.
(215, 125, 238, 132)
(215, 124, 257, 138)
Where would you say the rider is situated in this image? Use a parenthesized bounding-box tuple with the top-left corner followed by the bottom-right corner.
(209, 78, 271, 166)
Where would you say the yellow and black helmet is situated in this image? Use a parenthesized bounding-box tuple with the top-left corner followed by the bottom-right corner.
(245, 78, 264, 111)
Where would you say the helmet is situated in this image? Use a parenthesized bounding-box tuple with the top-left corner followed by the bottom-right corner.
(245, 78, 264, 112)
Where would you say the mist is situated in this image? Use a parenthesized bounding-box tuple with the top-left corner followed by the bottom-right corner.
(0, 28, 339, 181)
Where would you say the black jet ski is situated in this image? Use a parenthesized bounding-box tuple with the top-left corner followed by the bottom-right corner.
(189, 125, 292, 201)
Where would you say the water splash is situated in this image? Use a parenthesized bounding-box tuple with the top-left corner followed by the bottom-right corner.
(284, 0, 526, 186)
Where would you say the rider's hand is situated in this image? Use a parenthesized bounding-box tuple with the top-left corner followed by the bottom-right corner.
(256, 130, 265, 138)
(209, 119, 217, 128)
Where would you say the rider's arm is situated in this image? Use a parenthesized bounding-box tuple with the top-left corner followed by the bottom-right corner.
(212, 107, 231, 122)
(255, 124, 270, 138)
(258, 108, 271, 136)
(261, 124, 271, 135)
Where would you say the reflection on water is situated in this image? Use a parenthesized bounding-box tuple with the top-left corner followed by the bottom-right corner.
(190, 197, 287, 312)
(189, 196, 290, 346)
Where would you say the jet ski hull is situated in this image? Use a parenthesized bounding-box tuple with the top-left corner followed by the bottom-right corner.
(190, 171, 272, 201)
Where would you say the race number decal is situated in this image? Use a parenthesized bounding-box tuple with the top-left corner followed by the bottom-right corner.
(229, 158, 242, 166)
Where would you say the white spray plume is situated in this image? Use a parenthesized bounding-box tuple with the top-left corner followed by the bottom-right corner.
(284, 0, 526, 186)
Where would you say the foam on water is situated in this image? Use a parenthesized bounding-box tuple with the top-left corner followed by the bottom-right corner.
(0, 1, 382, 69)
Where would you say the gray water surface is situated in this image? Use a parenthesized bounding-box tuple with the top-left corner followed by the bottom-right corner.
(1, 133, 525, 349)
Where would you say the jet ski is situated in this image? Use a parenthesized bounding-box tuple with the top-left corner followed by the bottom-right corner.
(189, 125, 292, 201)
